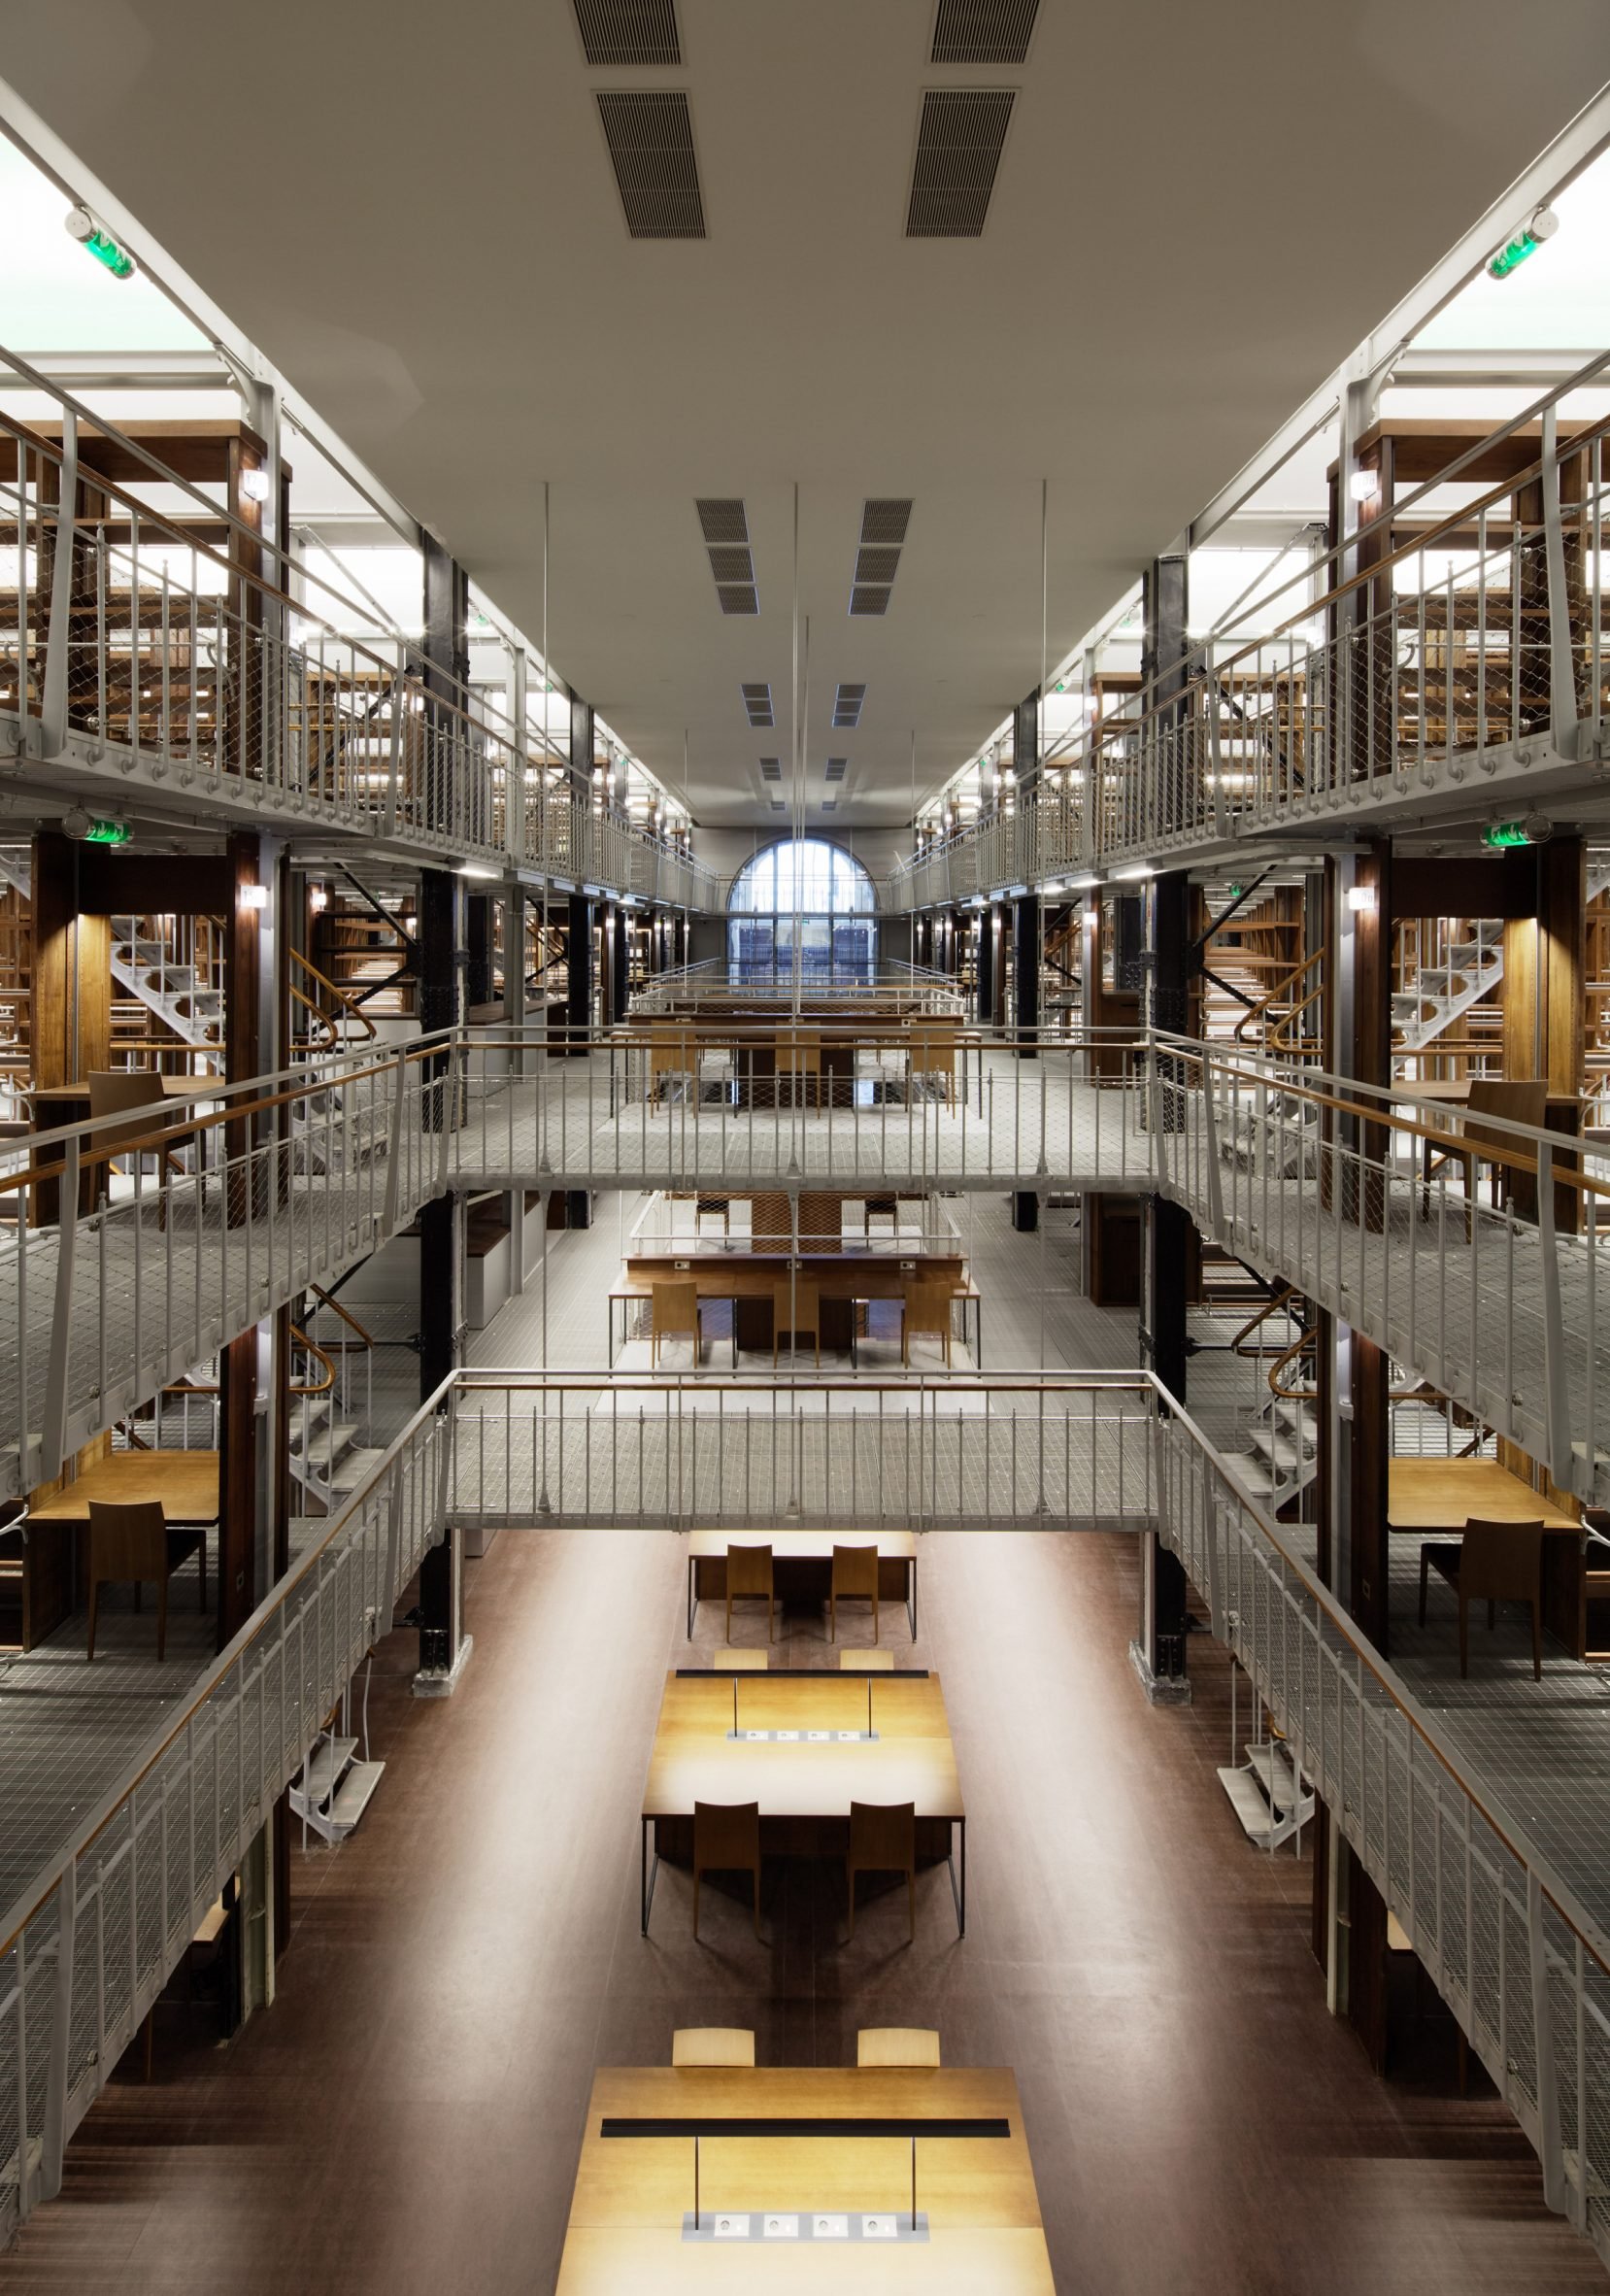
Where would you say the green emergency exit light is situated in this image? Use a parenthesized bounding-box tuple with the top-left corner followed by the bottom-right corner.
(82, 818, 132, 846)
(64, 206, 136, 281)
(1487, 208, 1558, 282)
(1481, 821, 1532, 849)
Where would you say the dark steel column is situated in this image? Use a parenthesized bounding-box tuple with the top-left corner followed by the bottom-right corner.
(416, 859, 467, 1682)
(1013, 890, 1040, 1051)
(466, 894, 494, 1008)
(610, 902, 630, 1024)
(976, 905, 994, 1026)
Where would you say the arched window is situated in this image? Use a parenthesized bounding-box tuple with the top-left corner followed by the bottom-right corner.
(726, 836, 877, 986)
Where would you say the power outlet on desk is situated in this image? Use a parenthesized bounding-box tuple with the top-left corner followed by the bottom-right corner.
(900, 1260, 915, 1273)
(675, 1259, 690, 1270)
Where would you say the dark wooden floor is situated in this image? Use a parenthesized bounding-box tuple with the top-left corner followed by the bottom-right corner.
(1, 1528, 1601, 2294)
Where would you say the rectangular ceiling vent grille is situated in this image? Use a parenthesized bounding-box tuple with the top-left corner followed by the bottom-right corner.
(906, 89, 1014, 238)
(742, 682, 774, 728)
(575, 0, 681, 65)
(931, 0, 1038, 63)
(832, 683, 866, 729)
(596, 92, 705, 239)
(759, 758, 783, 781)
(850, 499, 912, 617)
(770, 798, 787, 811)
(823, 758, 848, 782)
(696, 499, 756, 614)
(860, 499, 912, 547)
(821, 798, 838, 811)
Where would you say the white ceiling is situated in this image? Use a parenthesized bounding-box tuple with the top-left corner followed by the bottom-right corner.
(2, 1, 1605, 827)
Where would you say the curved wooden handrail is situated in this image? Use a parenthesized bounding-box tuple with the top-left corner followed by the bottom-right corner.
(291, 949, 377, 1044)
(1229, 1286, 1299, 1357)
(1233, 945, 1326, 1047)
(288, 1323, 336, 1397)
(307, 1283, 376, 1351)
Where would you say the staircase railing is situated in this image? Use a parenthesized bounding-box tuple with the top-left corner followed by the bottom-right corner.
(6, 1367, 1610, 2267)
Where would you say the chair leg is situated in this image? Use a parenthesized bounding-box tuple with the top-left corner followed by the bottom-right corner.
(725, 1589, 732, 1644)
(830, 1589, 837, 1642)
(693, 1868, 701, 1942)
(907, 1869, 915, 1944)
(1459, 1594, 1469, 1678)
(873, 1587, 880, 1644)
(1418, 1550, 1429, 1628)
(767, 1591, 774, 1645)
(86, 1578, 100, 1663)
(157, 1571, 169, 1663)
(752, 1865, 761, 1940)
(198, 1536, 208, 1611)
(846, 1864, 855, 1941)
(1531, 1599, 1542, 1682)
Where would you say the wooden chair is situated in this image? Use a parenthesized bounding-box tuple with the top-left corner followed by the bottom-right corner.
(840, 1648, 894, 1671)
(88, 1070, 188, 1210)
(725, 1542, 775, 1643)
(1418, 1516, 1546, 1679)
(830, 1543, 879, 1643)
(692, 1801, 762, 1941)
(695, 1194, 731, 1240)
(86, 1499, 206, 1663)
(846, 1800, 916, 1943)
(909, 1027, 956, 1108)
(673, 2027, 755, 2068)
(902, 1281, 954, 1367)
(857, 2028, 940, 2068)
(861, 1193, 899, 1238)
(648, 1024, 692, 1104)
(1426, 1078, 1550, 1222)
(651, 1278, 701, 1368)
(713, 1648, 768, 1671)
(777, 1029, 821, 1111)
(772, 1279, 821, 1367)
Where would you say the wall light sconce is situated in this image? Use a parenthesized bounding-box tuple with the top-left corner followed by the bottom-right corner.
(239, 466, 272, 504)
(1348, 468, 1381, 504)
(239, 883, 268, 911)
(1347, 883, 1377, 913)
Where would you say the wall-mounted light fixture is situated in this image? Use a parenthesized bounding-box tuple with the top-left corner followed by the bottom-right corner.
(1346, 883, 1377, 914)
(64, 205, 136, 280)
(239, 883, 269, 911)
(1348, 468, 1381, 504)
(239, 466, 272, 504)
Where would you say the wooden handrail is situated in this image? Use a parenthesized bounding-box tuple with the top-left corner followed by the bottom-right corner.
(291, 948, 378, 1043)
(307, 1283, 376, 1350)
(1229, 1286, 1299, 1356)
(1233, 945, 1326, 1047)
(288, 1323, 336, 1397)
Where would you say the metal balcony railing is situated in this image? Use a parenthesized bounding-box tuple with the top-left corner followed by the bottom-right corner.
(5, 1368, 1610, 2269)
(2, 1029, 1608, 1509)
(0, 348, 719, 914)
(888, 355, 1610, 908)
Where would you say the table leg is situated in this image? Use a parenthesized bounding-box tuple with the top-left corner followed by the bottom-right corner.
(641, 1815, 660, 1937)
(946, 1816, 966, 1938)
(688, 1552, 695, 1640)
(907, 1557, 918, 1640)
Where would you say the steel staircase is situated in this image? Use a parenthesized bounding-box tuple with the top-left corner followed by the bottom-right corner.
(109, 916, 223, 1059)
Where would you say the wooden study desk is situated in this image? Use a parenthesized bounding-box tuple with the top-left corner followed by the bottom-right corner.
(611, 1252, 978, 1365)
(555, 2066, 1054, 2292)
(687, 1528, 919, 1638)
(1387, 1458, 1579, 1534)
(23, 1450, 219, 1650)
(28, 1074, 210, 1223)
(641, 1670, 965, 1936)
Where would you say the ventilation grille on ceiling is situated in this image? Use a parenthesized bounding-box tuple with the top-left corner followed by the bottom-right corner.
(821, 798, 838, 812)
(850, 498, 913, 617)
(770, 798, 786, 811)
(931, 0, 1038, 63)
(906, 89, 1014, 238)
(759, 758, 783, 781)
(742, 682, 775, 728)
(823, 758, 848, 782)
(575, 0, 681, 65)
(832, 684, 866, 729)
(696, 499, 756, 613)
(596, 91, 706, 239)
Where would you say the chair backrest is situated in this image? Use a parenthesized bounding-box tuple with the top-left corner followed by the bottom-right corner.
(840, 1648, 895, 1671)
(857, 2027, 940, 2069)
(673, 2027, 755, 2068)
(725, 1542, 773, 1597)
(832, 1543, 879, 1599)
(652, 1279, 699, 1337)
(848, 1800, 916, 1868)
(87, 1498, 170, 1580)
(1458, 1516, 1547, 1605)
(1465, 1078, 1549, 1164)
(693, 1800, 761, 1866)
(713, 1649, 768, 1671)
(88, 1069, 173, 1160)
(772, 1280, 820, 1334)
(905, 1281, 954, 1339)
